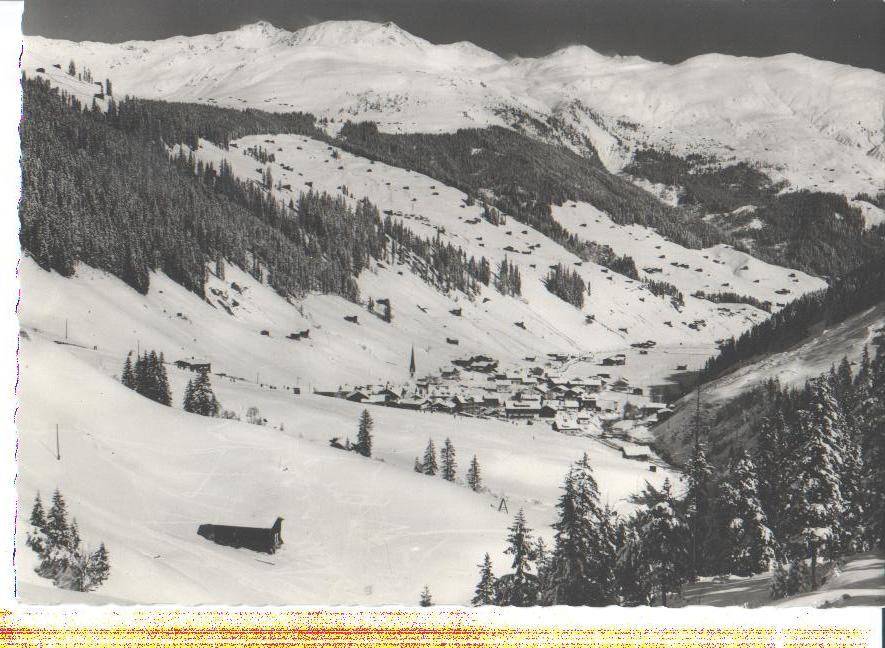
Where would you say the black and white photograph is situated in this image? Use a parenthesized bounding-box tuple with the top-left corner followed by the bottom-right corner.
(8, 0, 885, 610)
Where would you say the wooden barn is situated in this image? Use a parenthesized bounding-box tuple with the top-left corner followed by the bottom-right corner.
(197, 517, 283, 554)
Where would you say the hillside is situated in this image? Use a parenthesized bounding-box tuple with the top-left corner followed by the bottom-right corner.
(17, 257, 679, 604)
(23, 20, 885, 198)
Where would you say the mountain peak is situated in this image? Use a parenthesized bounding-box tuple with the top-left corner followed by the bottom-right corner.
(291, 20, 430, 50)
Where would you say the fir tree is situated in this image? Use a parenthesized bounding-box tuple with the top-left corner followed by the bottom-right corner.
(785, 378, 846, 590)
(26, 493, 48, 556)
(121, 353, 136, 390)
(543, 454, 617, 606)
(639, 479, 689, 606)
(419, 585, 432, 606)
(466, 455, 482, 492)
(471, 553, 497, 606)
(183, 368, 221, 417)
(422, 439, 438, 476)
(440, 438, 456, 481)
(46, 489, 71, 551)
(85, 543, 111, 590)
(683, 439, 713, 578)
(413, 457, 423, 473)
(496, 509, 538, 606)
(755, 411, 790, 549)
(769, 561, 789, 600)
(355, 409, 373, 458)
(715, 453, 776, 576)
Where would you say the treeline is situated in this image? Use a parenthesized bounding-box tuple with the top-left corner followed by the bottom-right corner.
(106, 94, 319, 149)
(382, 218, 494, 296)
(704, 253, 885, 379)
(20, 75, 371, 300)
(470, 345, 885, 605)
(21, 75, 491, 305)
(626, 148, 885, 277)
(644, 279, 685, 308)
(543, 263, 588, 309)
(335, 121, 727, 257)
(494, 257, 522, 297)
(692, 290, 771, 312)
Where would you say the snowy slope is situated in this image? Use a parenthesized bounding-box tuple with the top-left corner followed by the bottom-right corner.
(17, 258, 678, 604)
(178, 133, 825, 384)
(651, 301, 885, 464)
(23, 20, 885, 197)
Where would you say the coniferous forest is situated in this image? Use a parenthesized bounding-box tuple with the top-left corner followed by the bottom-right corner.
(20, 75, 497, 303)
(471, 344, 885, 606)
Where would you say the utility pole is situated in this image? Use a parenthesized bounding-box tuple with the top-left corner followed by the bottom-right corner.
(64, 319, 68, 340)
(55, 424, 60, 461)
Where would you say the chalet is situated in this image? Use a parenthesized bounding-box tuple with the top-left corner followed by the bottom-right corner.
(483, 395, 502, 408)
(440, 367, 461, 380)
(505, 400, 542, 419)
(344, 315, 359, 324)
(596, 398, 620, 414)
(396, 398, 430, 411)
(175, 360, 212, 373)
(346, 390, 369, 403)
(563, 399, 580, 411)
(431, 399, 456, 414)
(376, 388, 401, 403)
(539, 404, 558, 419)
(620, 444, 652, 461)
(552, 415, 581, 433)
(446, 337, 460, 345)
(601, 355, 627, 367)
(197, 517, 283, 554)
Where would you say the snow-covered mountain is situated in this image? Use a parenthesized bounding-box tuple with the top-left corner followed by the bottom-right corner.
(24, 20, 885, 197)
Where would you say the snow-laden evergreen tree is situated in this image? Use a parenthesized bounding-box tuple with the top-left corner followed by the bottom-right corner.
(534, 537, 552, 598)
(784, 377, 846, 590)
(183, 369, 221, 417)
(639, 479, 689, 606)
(755, 411, 790, 550)
(121, 353, 136, 390)
(26, 492, 48, 558)
(495, 509, 538, 606)
(769, 561, 789, 600)
(472, 553, 497, 606)
(85, 543, 110, 590)
(683, 439, 713, 578)
(615, 520, 652, 606)
(419, 585, 432, 606)
(355, 409, 373, 458)
(543, 453, 617, 605)
(440, 438, 456, 481)
(466, 454, 482, 492)
(422, 439, 438, 476)
(715, 453, 776, 576)
(413, 457, 423, 473)
(859, 346, 885, 547)
(27, 488, 110, 592)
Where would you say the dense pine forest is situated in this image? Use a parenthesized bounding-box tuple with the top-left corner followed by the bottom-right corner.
(19, 75, 498, 303)
(472, 345, 885, 606)
(625, 148, 885, 277)
(704, 252, 885, 379)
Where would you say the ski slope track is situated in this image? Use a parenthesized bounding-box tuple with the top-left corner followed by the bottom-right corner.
(24, 19, 885, 197)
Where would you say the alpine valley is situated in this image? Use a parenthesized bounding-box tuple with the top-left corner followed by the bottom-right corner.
(16, 20, 885, 607)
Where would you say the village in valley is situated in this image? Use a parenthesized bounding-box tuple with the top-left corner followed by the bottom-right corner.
(315, 347, 673, 465)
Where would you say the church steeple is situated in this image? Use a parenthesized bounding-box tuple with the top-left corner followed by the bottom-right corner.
(409, 345, 416, 377)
